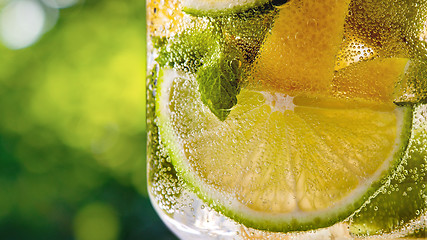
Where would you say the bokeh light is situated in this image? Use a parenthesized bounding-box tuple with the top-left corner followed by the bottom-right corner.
(73, 202, 120, 240)
(0, 0, 78, 50)
(0, 0, 45, 49)
(42, 0, 78, 9)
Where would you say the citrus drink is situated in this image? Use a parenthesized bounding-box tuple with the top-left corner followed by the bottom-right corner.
(146, 0, 427, 239)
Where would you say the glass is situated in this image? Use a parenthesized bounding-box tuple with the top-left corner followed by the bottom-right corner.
(146, 0, 427, 239)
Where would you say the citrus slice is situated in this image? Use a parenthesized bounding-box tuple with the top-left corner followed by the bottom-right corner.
(182, 0, 271, 16)
(349, 104, 427, 236)
(251, 0, 350, 95)
(332, 58, 410, 102)
(156, 67, 412, 232)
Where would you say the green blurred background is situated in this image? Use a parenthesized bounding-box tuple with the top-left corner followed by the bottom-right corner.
(0, 0, 177, 239)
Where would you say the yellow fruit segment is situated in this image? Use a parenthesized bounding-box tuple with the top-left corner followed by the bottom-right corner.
(332, 58, 409, 103)
(251, 0, 350, 95)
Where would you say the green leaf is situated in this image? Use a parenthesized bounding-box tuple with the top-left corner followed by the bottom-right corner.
(196, 48, 242, 121)
(153, 9, 278, 121)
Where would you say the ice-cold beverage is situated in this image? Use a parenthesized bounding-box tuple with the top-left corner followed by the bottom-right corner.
(146, 0, 427, 239)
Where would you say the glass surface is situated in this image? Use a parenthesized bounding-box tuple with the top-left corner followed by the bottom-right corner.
(146, 0, 427, 239)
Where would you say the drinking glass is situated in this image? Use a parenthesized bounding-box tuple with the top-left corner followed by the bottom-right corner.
(146, 0, 427, 239)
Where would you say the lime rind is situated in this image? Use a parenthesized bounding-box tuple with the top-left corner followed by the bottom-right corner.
(156, 68, 413, 232)
(349, 103, 426, 235)
(182, 0, 272, 17)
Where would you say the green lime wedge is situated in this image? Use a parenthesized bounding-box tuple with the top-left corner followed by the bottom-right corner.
(349, 103, 427, 237)
(155, 67, 413, 232)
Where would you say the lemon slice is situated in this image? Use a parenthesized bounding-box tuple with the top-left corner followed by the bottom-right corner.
(182, 0, 272, 16)
(156, 67, 412, 232)
(251, 0, 350, 95)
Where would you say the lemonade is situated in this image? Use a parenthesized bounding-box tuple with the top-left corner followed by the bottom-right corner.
(146, 0, 427, 239)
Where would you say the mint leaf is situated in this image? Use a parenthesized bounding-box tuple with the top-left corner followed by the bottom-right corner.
(192, 10, 277, 121)
(196, 48, 242, 121)
(153, 10, 278, 121)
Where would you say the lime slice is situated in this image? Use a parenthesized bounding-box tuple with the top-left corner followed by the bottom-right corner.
(349, 104, 427, 236)
(182, 0, 271, 16)
(156, 66, 412, 232)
